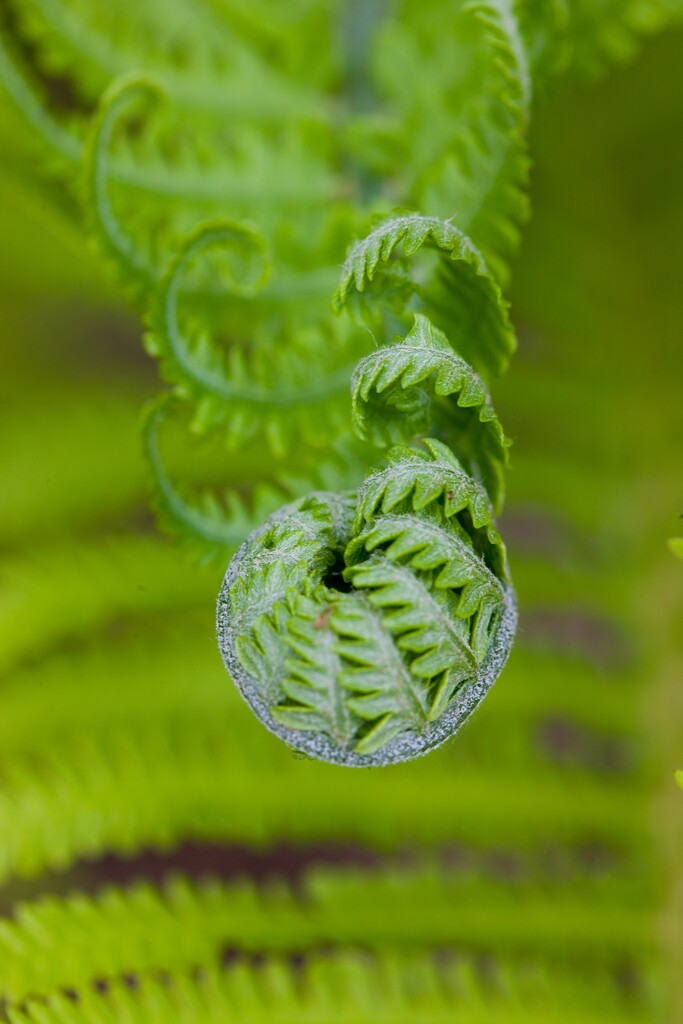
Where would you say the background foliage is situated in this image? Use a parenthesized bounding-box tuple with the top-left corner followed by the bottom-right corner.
(0, 2, 682, 1021)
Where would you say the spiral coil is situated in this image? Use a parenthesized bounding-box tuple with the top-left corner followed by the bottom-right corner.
(218, 220, 517, 764)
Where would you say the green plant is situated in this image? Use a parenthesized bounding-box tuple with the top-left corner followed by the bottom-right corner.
(1, 1, 683, 1021)
(5, 0, 537, 762)
(2, 0, 679, 765)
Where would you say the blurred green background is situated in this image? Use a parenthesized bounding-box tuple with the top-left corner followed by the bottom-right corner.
(1, 16, 682, 1024)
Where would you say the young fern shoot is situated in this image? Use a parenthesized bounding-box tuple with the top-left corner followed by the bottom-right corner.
(218, 222, 518, 765)
(2, 0, 537, 764)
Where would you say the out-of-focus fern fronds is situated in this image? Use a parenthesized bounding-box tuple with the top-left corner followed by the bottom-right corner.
(521, 0, 683, 83)
(0, 531, 650, 876)
(142, 225, 360, 454)
(3, 0, 681, 283)
(1, 0, 535, 283)
(0, 870, 656, 1002)
(2, 0, 679, 573)
(2, 723, 648, 874)
(5, 950, 654, 1024)
(142, 394, 377, 563)
(561, 0, 683, 75)
(0, 533, 218, 676)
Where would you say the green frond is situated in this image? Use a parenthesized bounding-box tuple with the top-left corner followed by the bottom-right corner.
(0, 5, 681, 1020)
(334, 215, 516, 380)
(273, 589, 360, 749)
(143, 394, 378, 563)
(10, 0, 329, 116)
(342, 556, 477, 685)
(221, 453, 513, 764)
(1, 0, 537, 290)
(0, 619, 226, 760)
(357, 439, 491, 525)
(83, 72, 333, 294)
(0, 611, 641, 799)
(142, 395, 287, 564)
(0, 864, 655, 1003)
(355, 440, 506, 572)
(418, 0, 532, 282)
(357, 0, 532, 282)
(334, 214, 481, 309)
(333, 592, 433, 754)
(226, 495, 349, 708)
(3, 951, 655, 1024)
(143, 223, 357, 455)
(346, 508, 505, 659)
(0, 696, 649, 886)
(83, 73, 166, 300)
(82, 71, 342, 304)
(478, 1, 533, 111)
(351, 315, 510, 510)
(233, 600, 297, 705)
(227, 494, 353, 635)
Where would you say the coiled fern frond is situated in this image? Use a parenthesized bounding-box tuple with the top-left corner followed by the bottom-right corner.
(6, 0, 528, 765)
(2, 0, 679, 773)
(218, 209, 517, 763)
(1, 0, 682, 1019)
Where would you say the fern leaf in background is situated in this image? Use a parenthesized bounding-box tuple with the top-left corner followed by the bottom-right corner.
(1, 0, 683, 1021)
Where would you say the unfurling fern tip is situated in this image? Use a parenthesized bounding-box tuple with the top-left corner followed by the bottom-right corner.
(218, 221, 517, 765)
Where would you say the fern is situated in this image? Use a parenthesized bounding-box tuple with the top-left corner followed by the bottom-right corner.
(354, 440, 505, 565)
(0, 1, 658, 699)
(0, 565, 646, 881)
(0, 864, 656, 1001)
(2, 931, 654, 1023)
(143, 223, 358, 457)
(209, 197, 518, 766)
(0, 631, 648, 884)
(142, 395, 282, 563)
(273, 591, 360, 746)
(142, 394, 374, 563)
(219, 305, 516, 763)
(350, 314, 510, 508)
(1, 4, 682, 1021)
(0, 0, 649, 768)
(333, 213, 516, 379)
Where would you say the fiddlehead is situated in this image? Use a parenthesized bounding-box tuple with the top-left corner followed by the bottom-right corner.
(217, 220, 517, 766)
(4, 4, 533, 767)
